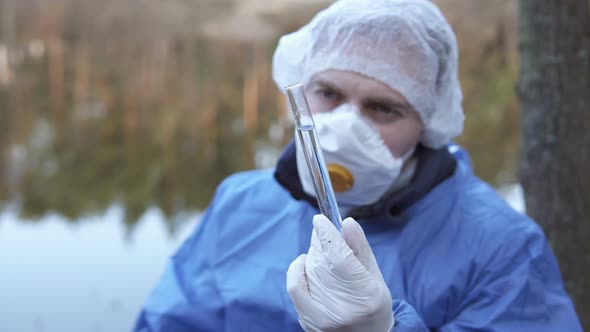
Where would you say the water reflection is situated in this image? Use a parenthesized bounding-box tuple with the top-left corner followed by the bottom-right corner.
(1, 36, 289, 227)
(0, 204, 198, 332)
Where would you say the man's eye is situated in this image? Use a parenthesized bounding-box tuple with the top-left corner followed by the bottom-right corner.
(316, 89, 340, 101)
(364, 103, 405, 123)
(370, 104, 401, 116)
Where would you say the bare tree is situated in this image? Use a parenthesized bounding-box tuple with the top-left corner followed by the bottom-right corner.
(1, 0, 15, 46)
(518, 0, 590, 328)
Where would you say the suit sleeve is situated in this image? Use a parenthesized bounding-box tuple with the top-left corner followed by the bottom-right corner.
(391, 299, 431, 332)
(133, 183, 229, 332)
(435, 227, 582, 331)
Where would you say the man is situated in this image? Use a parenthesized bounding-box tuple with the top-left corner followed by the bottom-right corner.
(134, 0, 582, 331)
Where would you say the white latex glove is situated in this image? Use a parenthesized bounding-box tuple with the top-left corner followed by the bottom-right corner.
(286, 214, 394, 332)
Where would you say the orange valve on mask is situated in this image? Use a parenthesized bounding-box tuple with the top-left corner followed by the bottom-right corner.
(327, 164, 354, 192)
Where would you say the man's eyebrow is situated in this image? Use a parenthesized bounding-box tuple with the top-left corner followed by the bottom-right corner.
(362, 96, 412, 113)
(309, 79, 345, 95)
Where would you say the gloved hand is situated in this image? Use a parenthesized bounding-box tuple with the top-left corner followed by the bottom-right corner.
(286, 214, 394, 332)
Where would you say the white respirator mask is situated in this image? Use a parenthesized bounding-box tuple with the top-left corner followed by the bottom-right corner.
(295, 104, 414, 207)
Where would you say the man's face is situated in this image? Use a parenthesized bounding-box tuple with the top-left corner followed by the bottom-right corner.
(305, 70, 424, 158)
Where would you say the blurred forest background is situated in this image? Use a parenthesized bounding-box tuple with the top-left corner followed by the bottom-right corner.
(0, 0, 520, 230)
(0, 0, 528, 331)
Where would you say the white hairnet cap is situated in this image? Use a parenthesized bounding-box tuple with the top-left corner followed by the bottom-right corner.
(272, 0, 464, 149)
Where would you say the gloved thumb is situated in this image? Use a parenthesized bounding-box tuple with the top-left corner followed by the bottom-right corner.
(312, 214, 369, 279)
(341, 217, 382, 279)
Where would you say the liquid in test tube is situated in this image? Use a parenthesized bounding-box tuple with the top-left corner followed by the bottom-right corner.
(285, 83, 342, 233)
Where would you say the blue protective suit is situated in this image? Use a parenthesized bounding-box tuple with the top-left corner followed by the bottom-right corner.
(134, 144, 582, 331)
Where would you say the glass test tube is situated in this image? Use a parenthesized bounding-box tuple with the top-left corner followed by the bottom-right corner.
(285, 83, 343, 233)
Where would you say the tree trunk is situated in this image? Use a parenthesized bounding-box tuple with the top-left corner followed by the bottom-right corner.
(1, 0, 16, 47)
(518, 0, 590, 328)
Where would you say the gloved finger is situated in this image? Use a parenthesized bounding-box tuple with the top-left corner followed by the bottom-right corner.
(342, 217, 381, 276)
(286, 254, 314, 309)
(312, 214, 360, 271)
